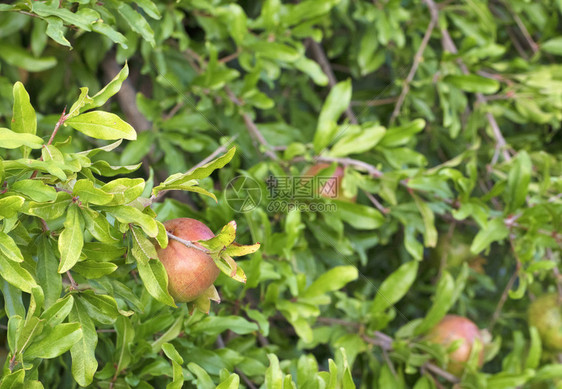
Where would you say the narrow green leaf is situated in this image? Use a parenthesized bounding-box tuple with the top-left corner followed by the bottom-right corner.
(414, 272, 455, 335)
(371, 261, 419, 314)
(11, 179, 56, 202)
(81, 63, 129, 111)
(303, 266, 358, 298)
(0, 232, 24, 263)
(412, 194, 437, 248)
(135, 257, 176, 307)
(69, 302, 98, 386)
(58, 204, 85, 273)
(505, 151, 531, 212)
(470, 218, 509, 254)
(0, 128, 43, 149)
(314, 79, 352, 152)
(444, 74, 500, 94)
(12, 82, 37, 136)
(0, 251, 37, 293)
(25, 323, 82, 359)
(36, 237, 62, 308)
(66, 111, 136, 140)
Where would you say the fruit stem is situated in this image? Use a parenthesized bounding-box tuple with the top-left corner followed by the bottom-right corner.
(166, 231, 209, 253)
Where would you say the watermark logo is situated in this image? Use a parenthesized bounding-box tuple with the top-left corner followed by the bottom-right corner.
(224, 175, 262, 213)
(224, 175, 340, 213)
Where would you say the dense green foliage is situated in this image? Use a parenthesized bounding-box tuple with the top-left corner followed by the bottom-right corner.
(0, 0, 561, 388)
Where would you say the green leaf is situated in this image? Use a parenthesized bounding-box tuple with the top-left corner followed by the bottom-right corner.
(470, 218, 509, 254)
(200, 221, 236, 252)
(541, 37, 562, 55)
(250, 41, 300, 62)
(153, 147, 236, 196)
(69, 301, 98, 386)
(12, 82, 37, 136)
(0, 251, 37, 293)
(91, 21, 128, 49)
(135, 257, 176, 307)
(2, 281, 25, 318)
(0, 369, 25, 388)
(65, 111, 136, 140)
(333, 200, 385, 230)
(114, 316, 134, 374)
(0, 196, 25, 219)
(130, 226, 159, 265)
(11, 179, 56, 202)
(77, 290, 124, 325)
(162, 343, 184, 365)
(443, 74, 500, 94)
(314, 79, 352, 153)
(31, 2, 96, 31)
(115, 2, 155, 46)
(0, 42, 57, 72)
(303, 266, 358, 298)
(505, 151, 531, 213)
(104, 206, 158, 237)
(72, 179, 114, 205)
(45, 17, 71, 47)
(101, 178, 145, 205)
(0, 232, 24, 263)
(73, 260, 118, 279)
(25, 323, 82, 359)
(330, 124, 386, 157)
(371, 261, 419, 314)
(412, 194, 437, 248)
(191, 316, 259, 336)
(188, 363, 215, 389)
(40, 295, 74, 328)
(0, 128, 43, 149)
(58, 205, 84, 273)
(414, 272, 455, 335)
(82, 63, 129, 111)
(380, 119, 426, 147)
(81, 208, 120, 244)
(216, 374, 240, 389)
(36, 237, 62, 308)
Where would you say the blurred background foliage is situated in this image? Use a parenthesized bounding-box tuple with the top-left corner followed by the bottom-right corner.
(0, 0, 561, 387)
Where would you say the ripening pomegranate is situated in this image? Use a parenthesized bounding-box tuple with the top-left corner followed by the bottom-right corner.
(528, 293, 562, 351)
(426, 315, 484, 376)
(156, 218, 220, 303)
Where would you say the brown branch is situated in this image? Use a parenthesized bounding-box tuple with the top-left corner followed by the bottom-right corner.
(363, 191, 390, 214)
(389, 0, 438, 125)
(224, 87, 279, 161)
(308, 39, 358, 125)
(423, 362, 460, 383)
(504, 1, 538, 54)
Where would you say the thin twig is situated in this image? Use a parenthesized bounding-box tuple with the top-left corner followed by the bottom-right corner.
(188, 135, 239, 173)
(224, 87, 279, 161)
(293, 156, 383, 178)
(389, 0, 438, 125)
(505, 1, 538, 54)
(423, 362, 460, 383)
(308, 39, 358, 125)
(166, 231, 209, 253)
(363, 191, 390, 214)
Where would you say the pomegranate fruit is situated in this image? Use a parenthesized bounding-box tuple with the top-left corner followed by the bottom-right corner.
(528, 293, 562, 351)
(304, 163, 356, 202)
(426, 315, 484, 376)
(156, 218, 220, 303)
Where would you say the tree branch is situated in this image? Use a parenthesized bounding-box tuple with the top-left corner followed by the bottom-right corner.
(389, 0, 438, 125)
